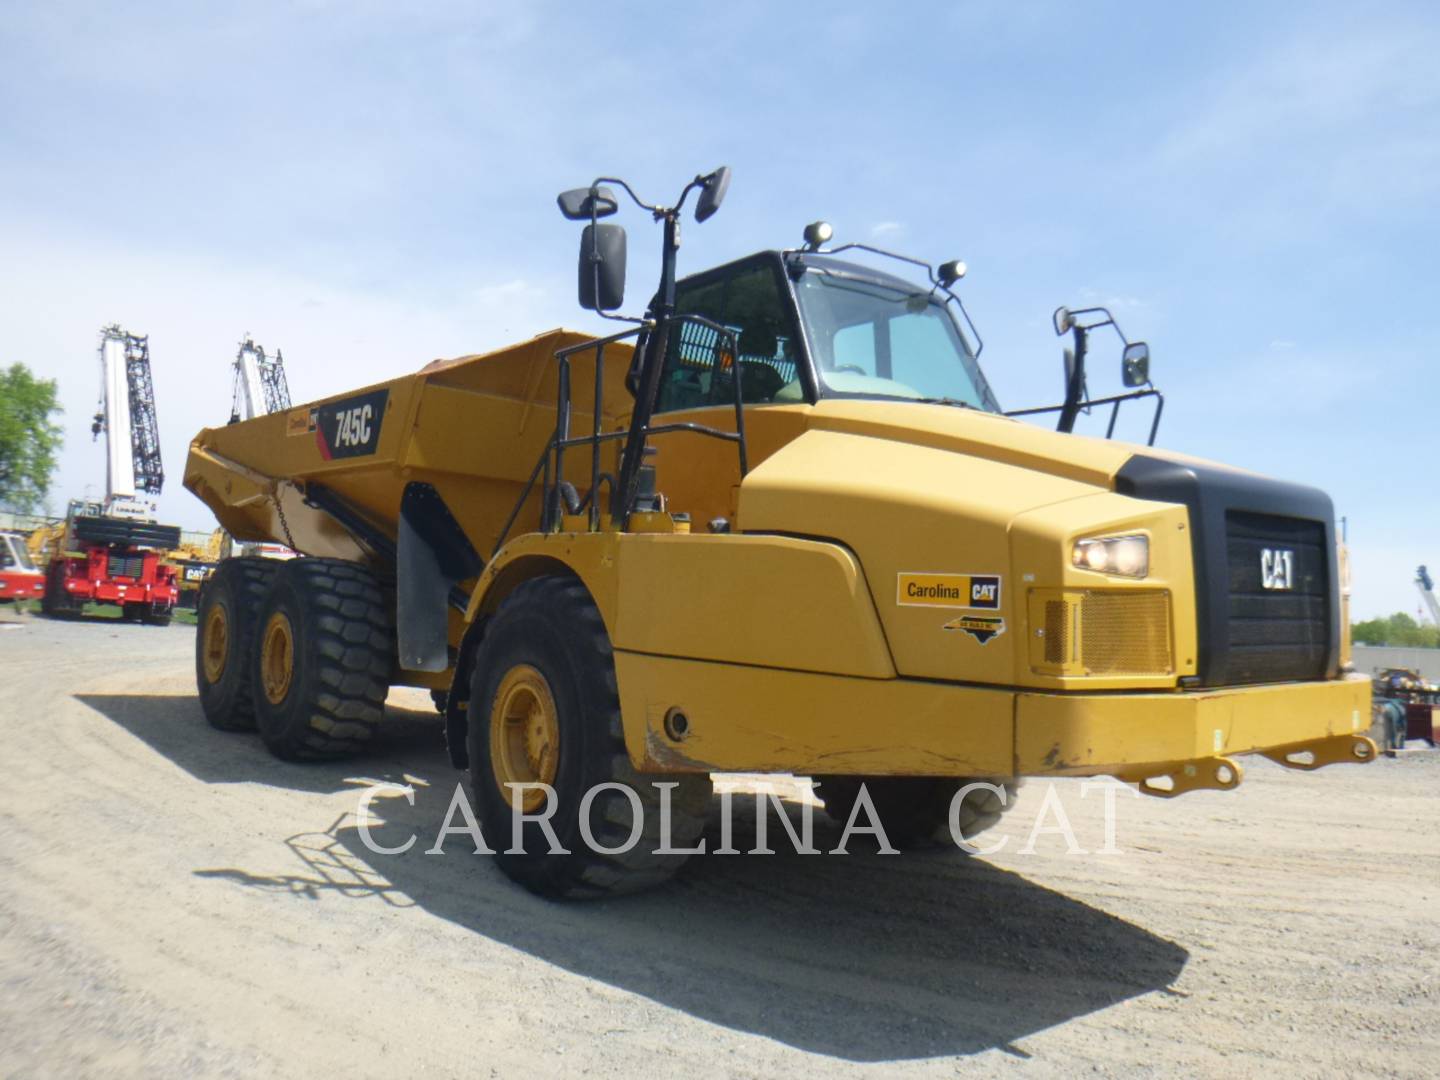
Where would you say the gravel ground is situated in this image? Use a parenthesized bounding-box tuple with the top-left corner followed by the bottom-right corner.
(0, 614, 1436, 1078)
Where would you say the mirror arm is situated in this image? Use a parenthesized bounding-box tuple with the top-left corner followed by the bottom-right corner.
(672, 174, 707, 216)
(592, 176, 661, 215)
(1057, 325, 1088, 434)
(611, 210, 681, 522)
(577, 180, 645, 325)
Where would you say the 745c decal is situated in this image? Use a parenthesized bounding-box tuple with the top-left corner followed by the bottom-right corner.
(313, 388, 389, 461)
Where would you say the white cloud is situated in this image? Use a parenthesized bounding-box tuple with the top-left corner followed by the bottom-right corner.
(1076, 287, 1145, 311)
(869, 221, 905, 240)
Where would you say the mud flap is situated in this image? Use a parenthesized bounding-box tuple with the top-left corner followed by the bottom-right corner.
(396, 482, 481, 672)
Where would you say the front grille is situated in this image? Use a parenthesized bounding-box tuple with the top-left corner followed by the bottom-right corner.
(107, 554, 144, 580)
(1080, 591, 1173, 675)
(1114, 454, 1339, 687)
(1043, 600, 1069, 664)
(1033, 589, 1173, 676)
(1222, 511, 1329, 684)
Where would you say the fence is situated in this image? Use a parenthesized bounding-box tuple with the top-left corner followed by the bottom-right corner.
(1353, 645, 1440, 681)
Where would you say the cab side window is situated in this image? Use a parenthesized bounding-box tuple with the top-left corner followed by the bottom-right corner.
(655, 261, 800, 413)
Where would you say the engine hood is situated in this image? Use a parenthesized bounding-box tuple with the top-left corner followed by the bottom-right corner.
(735, 398, 1321, 689)
(799, 398, 1262, 491)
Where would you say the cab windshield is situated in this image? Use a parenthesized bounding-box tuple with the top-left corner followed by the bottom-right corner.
(794, 266, 1000, 412)
(2, 535, 35, 571)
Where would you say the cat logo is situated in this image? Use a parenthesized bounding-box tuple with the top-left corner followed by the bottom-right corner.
(942, 614, 1006, 645)
(1261, 548, 1295, 591)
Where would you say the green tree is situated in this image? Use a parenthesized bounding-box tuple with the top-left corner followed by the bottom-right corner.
(1352, 612, 1440, 649)
(0, 363, 64, 514)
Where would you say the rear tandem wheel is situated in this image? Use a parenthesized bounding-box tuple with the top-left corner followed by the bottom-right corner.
(249, 557, 395, 761)
(195, 557, 283, 731)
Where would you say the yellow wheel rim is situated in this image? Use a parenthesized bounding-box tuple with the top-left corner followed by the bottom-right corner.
(489, 664, 560, 813)
(260, 611, 295, 706)
(201, 603, 229, 684)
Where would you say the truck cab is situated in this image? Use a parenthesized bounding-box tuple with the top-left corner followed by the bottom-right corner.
(658, 250, 994, 412)
(0, 531, 45, 603)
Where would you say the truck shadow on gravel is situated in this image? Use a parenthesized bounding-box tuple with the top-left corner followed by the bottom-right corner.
(75, 693, 447, 795)
(80, 692, 1189, 1062)
(346, 797, 1190, 1061)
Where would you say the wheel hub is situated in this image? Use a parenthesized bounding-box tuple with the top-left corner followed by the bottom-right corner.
(260, 610, 295, 706)
(202, 603, 229, 684)
(489, 664, 560, 813)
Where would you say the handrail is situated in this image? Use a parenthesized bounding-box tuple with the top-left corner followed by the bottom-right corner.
(491, 314, 750, 553)
(1005, 387, 1165, 446)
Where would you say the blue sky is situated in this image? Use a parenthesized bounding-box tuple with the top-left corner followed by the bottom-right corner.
(1, 1, 1435, 618)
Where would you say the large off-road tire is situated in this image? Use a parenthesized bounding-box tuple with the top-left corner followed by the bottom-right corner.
(41, 562, 78, 618)
(196, 557, 283, 731)
(468, 576, 711, 899)
(250, 558, 395, 761)
(819, 775, 1019, 850)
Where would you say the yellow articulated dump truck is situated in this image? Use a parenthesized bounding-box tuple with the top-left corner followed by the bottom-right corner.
(185, 168, 1375, 897)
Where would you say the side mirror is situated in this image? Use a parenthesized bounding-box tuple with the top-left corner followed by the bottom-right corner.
(694, 166, 731, 223)
(1052, 306, 1072, 335)
(558, 186, 618, 221)
(1122, 341, 1151, 387)
(578, 224, 626, 311)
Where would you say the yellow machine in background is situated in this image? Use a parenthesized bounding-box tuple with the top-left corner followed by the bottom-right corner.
(168, 527, 229, 608)
(25, 519, 64, 564)
(186, 168, 1374, 898)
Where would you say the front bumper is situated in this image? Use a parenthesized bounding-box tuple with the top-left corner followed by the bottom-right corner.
(616, 652, 1377, 795)
(0, 577, 45, 599)
(65, 578, 177, 607)
(1016, 675, 1376, 795)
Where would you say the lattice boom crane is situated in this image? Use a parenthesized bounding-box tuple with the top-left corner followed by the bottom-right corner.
(92, 324, 165, 517)
(230, 335, 292, 423)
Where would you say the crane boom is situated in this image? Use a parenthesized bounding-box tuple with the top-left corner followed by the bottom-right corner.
(93, 325, 163, 518)
(230, 336, 292, 422)
(1417, 566, 1440, 627)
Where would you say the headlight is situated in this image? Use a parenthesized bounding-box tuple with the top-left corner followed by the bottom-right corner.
(1071, 534, 1149, 578)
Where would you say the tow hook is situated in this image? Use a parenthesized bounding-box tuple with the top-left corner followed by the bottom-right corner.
(1262, 733, 1377, 771)
(1121, 756, 1244, 799)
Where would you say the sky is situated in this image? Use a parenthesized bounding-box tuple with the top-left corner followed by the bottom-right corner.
(1, 1, 1436, 619)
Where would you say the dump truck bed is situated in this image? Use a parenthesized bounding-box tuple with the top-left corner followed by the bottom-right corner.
(185, 329, 634, 560)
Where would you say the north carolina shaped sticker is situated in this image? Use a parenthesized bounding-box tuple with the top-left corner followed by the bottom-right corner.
(942, 614, 1006, 644)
